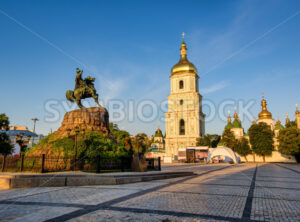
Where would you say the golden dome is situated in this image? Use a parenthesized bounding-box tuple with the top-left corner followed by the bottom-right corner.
(171, 39, 197, 75)
(258, 98, 273, 120)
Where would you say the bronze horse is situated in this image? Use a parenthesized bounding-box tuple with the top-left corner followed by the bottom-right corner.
(66, 68, 101, 108)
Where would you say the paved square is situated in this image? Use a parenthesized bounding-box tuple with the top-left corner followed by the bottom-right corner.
(0, 163, 299, 221)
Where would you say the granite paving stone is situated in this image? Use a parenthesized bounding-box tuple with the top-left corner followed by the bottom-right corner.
(0, 163, 299, 222)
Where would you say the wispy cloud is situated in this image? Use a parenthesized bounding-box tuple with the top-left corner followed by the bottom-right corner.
(201, 80, 230, 94)
(188, 0, 298, 78)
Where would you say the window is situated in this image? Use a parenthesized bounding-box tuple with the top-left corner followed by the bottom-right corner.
(179, 80, 184, 89)
(179, 119, 185, 135)
(180, 99, 183, 105)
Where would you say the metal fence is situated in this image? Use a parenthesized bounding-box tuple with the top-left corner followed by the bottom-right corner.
(0, 155, 161, 173)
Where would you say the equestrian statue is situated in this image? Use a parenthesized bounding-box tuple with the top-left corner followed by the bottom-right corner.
(66, 68, 101, 108)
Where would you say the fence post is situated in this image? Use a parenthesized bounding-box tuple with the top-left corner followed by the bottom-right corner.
(20, 154, 24, 172)
(96, 155, 101, 174)
(1, 156, 6, 172)
(158, 157, 161, 171)
(41, 154, 45, 173)
(121, 157, 125, 172)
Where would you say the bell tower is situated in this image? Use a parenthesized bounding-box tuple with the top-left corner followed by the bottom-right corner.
(165, 34, 205, 159)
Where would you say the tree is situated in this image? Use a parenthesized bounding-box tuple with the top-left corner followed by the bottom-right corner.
(0, 113, 9, 130)
(219, 129, 237, 149)
(109, 123, 133, 152)
(0, 114, 13, 171)
(133, 133, 149, 153)
(233, 137, 252, 162)
(0, 133, 14, 171)
(286, 120, 297, 129)
(248, 122, 274, 162)
(196, 134, 220, 148)
(278, 128, 300, 162)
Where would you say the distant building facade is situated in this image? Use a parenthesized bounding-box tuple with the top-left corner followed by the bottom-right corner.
(223, 96, 297, 163)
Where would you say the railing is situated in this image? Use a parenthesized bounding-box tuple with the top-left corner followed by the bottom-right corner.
(0, 155, 161, 173)
(146, 157, 161, 171)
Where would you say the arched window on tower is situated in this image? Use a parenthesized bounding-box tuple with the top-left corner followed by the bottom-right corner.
(179, 119, 185, 135)
(179, 80, 184, 89)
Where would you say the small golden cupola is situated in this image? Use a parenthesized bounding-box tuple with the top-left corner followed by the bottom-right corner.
(258, 93, 273, 120)
(295, 103, 300, 115)
(233, 106, 238, 120)
(227, 110, 232, 124)
(171, 33, 198, 75)
(286, 112, 290, 125)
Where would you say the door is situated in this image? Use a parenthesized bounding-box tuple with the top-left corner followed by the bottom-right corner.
(186, 150, 195, 163)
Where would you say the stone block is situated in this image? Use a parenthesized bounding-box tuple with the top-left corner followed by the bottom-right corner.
(0, 178, 11, 189)
(116, 177, 142, 184)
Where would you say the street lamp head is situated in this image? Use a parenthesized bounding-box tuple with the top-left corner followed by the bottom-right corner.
(74, 126, 80, 135)
(66, 128, 71, 136)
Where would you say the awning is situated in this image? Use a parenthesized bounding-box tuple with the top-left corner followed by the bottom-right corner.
(1, 130, 38, 137)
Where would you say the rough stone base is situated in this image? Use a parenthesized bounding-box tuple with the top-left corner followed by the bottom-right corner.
(55, 106, 110, 137)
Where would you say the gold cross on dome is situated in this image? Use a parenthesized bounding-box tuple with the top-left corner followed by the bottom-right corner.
(286, 112, 289, 117)
(261, 92, 264, 99)
(182, 32, 185, 41)
(296, 103, 299, 109)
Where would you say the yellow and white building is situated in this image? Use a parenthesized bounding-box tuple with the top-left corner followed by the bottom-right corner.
(165, 37, 205, 159)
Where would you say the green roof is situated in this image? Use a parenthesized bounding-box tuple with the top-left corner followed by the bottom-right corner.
(154, 128, 163, 138)
(275, 124, 284, 130)
(232, 119, 242, 128)
(224, 123, 233, 130)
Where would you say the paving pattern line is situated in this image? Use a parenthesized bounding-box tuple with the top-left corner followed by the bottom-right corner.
(44, 165, 233, 222)
(275, 163, 300, 174)
(241, 164, 257, 220)
(105, 206, 260, 222)
(0, 200, 87, 208)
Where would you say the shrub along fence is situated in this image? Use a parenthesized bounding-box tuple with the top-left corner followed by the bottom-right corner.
(0, 155, 161, 173)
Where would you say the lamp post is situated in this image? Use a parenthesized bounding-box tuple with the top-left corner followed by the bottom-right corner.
(74, 126, 80, 169)
(31, 118, 39, 145)
(66, 127, 80, 171)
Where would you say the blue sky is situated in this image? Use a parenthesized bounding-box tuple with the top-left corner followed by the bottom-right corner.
(0, 0, 300, 136)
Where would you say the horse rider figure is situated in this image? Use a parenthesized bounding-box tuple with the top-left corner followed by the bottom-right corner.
(66, 68, 101, 108)
(75, 68, 94, 97)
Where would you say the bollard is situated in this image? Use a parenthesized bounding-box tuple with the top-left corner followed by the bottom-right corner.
(121, 157, 125, 172)
(1, 156, 6, 172)
(96, 155, 101, 173)
(41, 154, 45, 173)
(158, 157, 161, 171)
